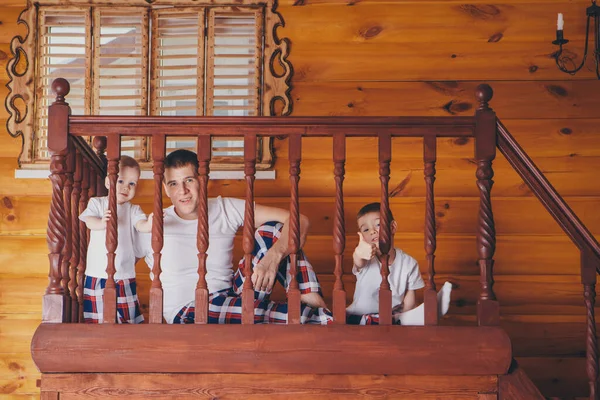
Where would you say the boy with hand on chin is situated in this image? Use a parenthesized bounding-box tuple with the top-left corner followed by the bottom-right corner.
(346, 202, 425, 325)
(79, 155, 152, 323)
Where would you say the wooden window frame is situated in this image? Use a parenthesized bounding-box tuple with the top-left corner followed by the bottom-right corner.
(6, 0, 293, 171)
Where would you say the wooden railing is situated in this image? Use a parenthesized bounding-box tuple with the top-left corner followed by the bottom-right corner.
(42, 77, 501, 329)
(496, 120, 600, 400)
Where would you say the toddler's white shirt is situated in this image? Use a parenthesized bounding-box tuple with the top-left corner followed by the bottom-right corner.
(79, 196, 146, 280)
(346, 248, 425, 315)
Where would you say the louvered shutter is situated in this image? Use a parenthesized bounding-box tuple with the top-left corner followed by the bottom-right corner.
(37, 8, 91, 160)
(93, 8, 149, 159)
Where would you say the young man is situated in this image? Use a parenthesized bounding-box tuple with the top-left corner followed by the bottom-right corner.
(136, 149, 332, 324)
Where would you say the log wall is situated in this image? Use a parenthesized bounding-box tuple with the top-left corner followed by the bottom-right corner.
(1, 0, 599, 398)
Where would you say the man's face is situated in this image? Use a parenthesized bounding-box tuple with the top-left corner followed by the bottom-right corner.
(163, 164, 199, 220)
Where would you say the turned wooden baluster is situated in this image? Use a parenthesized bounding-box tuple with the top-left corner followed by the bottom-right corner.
(77, 160, 90, 322)
(44, 78, 70, 323)
(103, 137, 120, 323)
(68, 150, 82, 323)
(61, 140, 75, 322)
(332, 133, 347, 323)
(89, 168, 97, 199)
(581, 249, 599, 400)
(287, 134, 302, 324)
(69, 151, 82, 322)
(150, 135, 166, 324)
(377, 132, 393, 325)
(195, 135, 211, 324)
(242, 134, 257, 324)
(423, 135, 439, 325)
(474, 84, 500, 326)
(93, 136, 108, 197)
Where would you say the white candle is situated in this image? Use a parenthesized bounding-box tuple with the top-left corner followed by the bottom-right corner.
(557, 13, 564, 30)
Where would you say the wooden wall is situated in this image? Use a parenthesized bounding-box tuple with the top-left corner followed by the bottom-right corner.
(1, 0, 599, 398)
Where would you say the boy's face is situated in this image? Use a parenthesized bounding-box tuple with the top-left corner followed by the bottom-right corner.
(163, 164, 199, 220)
(105, 166, 140, 205)
(357, 211, 397, 248)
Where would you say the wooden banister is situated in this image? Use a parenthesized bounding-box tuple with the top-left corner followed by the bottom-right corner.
(287, 134, 302, 324)
(242, 134, 257, 325)
(150, 135, 166, 324)
(103, 136, 120, 324)
(474, 84, 500, 327)
(195, 135, 211, 324)
(496, 119, 600, 400)
(377, 132, 393, 325)
(332, 133, 346, 324)
(496, 120, 600, 264)
(44, 79, 70, 323)
(423, 135, 438, 325)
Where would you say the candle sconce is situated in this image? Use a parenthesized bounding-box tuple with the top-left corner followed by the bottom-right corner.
(552, 0, 600, 79)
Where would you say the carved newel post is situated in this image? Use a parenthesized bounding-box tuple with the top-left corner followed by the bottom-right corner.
(44, 78, 71, 323)
(474, 84, 500, 326)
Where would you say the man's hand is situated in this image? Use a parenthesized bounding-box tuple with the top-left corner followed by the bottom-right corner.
(251, 250, 282, 292)
(355, 233, 376, 261)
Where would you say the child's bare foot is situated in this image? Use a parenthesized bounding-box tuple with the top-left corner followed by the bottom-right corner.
(300, 292, 327, 309)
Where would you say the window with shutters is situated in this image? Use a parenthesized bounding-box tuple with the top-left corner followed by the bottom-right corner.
(6, 0, 293, 171)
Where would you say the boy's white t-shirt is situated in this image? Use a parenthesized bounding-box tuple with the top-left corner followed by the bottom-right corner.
(346, 248, 425, 315)
(79, 196, 147, 280)
(137, 196, 246, 323)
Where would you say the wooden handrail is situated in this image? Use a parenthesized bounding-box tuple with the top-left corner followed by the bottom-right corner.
(496, 120, 600, 268)
(66, 115, 476, 137)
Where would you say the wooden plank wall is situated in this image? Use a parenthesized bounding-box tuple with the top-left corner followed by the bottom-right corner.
(1, 0, 599, 398)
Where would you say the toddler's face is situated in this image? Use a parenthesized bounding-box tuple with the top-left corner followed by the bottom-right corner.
(115, 166, 139, 204)
(357, 211, 397, 248)
(357, 211, 381, 246)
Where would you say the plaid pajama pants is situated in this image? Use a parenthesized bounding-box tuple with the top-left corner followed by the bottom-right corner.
(173, 222, 333, 325)
(346, 313, 404, 325)
(83, 276, 144, 324)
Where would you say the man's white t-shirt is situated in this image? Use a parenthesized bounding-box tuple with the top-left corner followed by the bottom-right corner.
(79, 196, 147, 280)
(137, 196, 246, 323)
(346, 248, 425, 315)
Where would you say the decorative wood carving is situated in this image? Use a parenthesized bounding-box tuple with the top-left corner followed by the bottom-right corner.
(287, 134, 302, 324)
(474, 84, 500, 327)
(5, 3, 37, 165)
(150, 135, 166, 324)
(242, 134, 257, 325)
(263, 0, 293, 116)
(195, 136, 211, 324)
(69, 151, 82, 323)
(103, 138, 120, 324)
(377, 132, 392, 326)
(77, 160, 90, 323)
(423, 135, 439, 325)
(332, 133, 346, 323)
(43, 79, 70, 323)
(6, 0, 291, 169)
(61, 141, 75, 322)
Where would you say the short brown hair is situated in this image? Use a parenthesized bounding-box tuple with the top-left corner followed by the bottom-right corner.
(357, 202, 394, 222)
(119, 155, 140, 173)
(165, 149, 199, 171)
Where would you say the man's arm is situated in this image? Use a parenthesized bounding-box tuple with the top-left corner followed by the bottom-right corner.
(251, 204, 310, 292)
